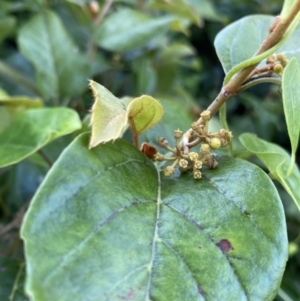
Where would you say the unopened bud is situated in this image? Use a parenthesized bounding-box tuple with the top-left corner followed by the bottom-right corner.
(193, 170, 202, 179)
(174, 129, 183, 139)
(154, 152, 165, 161)
(194, 160, 203, 169)
(189, 152, 199, 161)
(210, 137, 221, 149)
(179, 159, 188, 169)
(200, 110, 211, 121)
(164, 166, 175, 177)
(200, 144, 210, 154)
(158, 137, 168, 147)
(273, 63, 283, 74)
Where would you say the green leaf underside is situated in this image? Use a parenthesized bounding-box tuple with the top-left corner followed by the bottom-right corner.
(22, 133, 287, 301)
(214, 15, 300, 73)
(0, 108, 81, 168)
(282, 57, 300, 174)
(18, 10, 90, 99)
(239, 133, 300, 211)
(89, 80, 128, 148)
(93, 8, 173, 52)
(127, 95, 164, 135)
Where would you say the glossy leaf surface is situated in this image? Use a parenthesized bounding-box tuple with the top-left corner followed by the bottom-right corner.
(127, 95, 164, 135)
(93, 8, 173, 52)
(89, 80, 127, 148)
(239, 133, 300, 211)
(18, 10, 90, 99)
(282, 57, 300, 173)
(214, 15, 300, 73)
(0, 108, 81, 168)
(22, 133, 287, 301)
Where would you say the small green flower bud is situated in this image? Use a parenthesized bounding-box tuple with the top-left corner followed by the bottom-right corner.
(210, 137, 221, 149)
(200, 143, 210, 154)
(200, 110, 211, 121)
(193, 170, 202, 179)
(164, 166, 175, 177)
(158, 137, 168, 148)
(179, 159, 188, 169)
(277, 53, 286, 62)
(174, 129, 183, 139)
(194, 160, 203, 169)
(189, 152, 199, 161)
(219, 129, 226, 137)
(282, 59, 289, 67)
(154, 152, 165, 161)
(273, 63, 283, 74)
(191, 122, 199, 131)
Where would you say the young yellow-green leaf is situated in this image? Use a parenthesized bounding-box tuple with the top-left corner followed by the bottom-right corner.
(89, 80, 128, 148)
(282, 57, 300, 174)
(239, 133, 300, 211)
(0, 108, 81, 168)
(127, 95, 164, 135)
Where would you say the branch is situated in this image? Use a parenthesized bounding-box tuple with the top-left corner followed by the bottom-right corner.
(181, 0, 300, 148)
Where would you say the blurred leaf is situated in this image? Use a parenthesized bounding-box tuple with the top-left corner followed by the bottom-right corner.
(127, 95, 164, 135)
(148, 0, 201, 26)
(18, 10, 90, 99)
(214, 15, 300, 73)
(140, 97, 193, 144)
(0, 95, 43, 108)
(0, 258, 27, 301)
(282, 57, 300, 174)
(132, 57, 157, 95)
(21, 133, 287, 301)
(0, 108, 82, 168)
(0, 95, 42, 133)
(0, 16, 16, 42)
(186, 0, 222, 21)
(89, 80, 127, 148)
(239, 133, 300, 211)
(93, 8, 174, 52)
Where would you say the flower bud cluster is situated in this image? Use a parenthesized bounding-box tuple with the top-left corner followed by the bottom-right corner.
(151, 124, 233, 180)
(267, 53, 289, 76)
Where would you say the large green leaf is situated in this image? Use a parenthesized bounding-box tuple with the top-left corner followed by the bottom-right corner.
(0, 108, 81, 168)
(93, 8, 173, 52)
(18, 10, 90, 99)
(282, 57, 300, 174)
(21, 133, 287, 301)
(214, 15, 300, 73)
(239, 133, 300, 211)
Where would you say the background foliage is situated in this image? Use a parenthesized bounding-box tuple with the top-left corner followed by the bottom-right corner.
(0, 0, 299, 300)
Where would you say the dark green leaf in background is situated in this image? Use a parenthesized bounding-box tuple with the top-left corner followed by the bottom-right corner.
(0, 258, 27, 301)
(0, 107, 81, 168)
(18, 10, 90, 99)
(21, 133, 287, 301)
(0, 16, 16, 42)
(93, 8, 174, 52)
